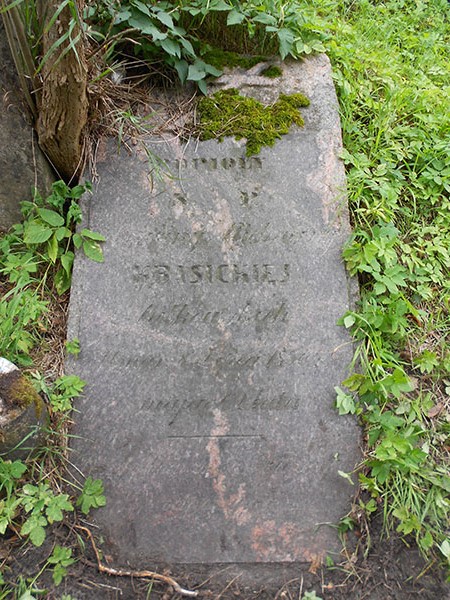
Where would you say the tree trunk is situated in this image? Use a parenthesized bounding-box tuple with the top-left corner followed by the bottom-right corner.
(36, 0, 88, 182)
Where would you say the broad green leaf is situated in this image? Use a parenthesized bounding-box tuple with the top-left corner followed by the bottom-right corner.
(54, 268, 71, 295)
(209, 0, 231, 10)
(48, 233, 58, 263)
(335, 386, 356, 415)
(343, 314, 356, 328)
(24, 222, 53, 245)
(277, 28, 295, 59)
(129, 13, 166, 39)
(113, 8, 131, 24)
(253, 13, 277, 26)
(154, 9, 173, 28)
(21, 514, 47, 546)
(227, 10, 245, 26)
(179, 37, 195, 58)
(160, 38, 181, 57)
(52, 563, 66, 586)
(37, 208, 64, 227)
(10, 461, 27, 479)
(132, 0, 151, 17)
(55, 226, 70, 241)
(197, 78, 207, 95)
(29, 523, 46, 547)
(80, 229, 105, 242)
(61, 251, 74, 275)
(174, 59, 188, 83)
(82, 240, 104, 262)
(440, 539, 450, 559)
(73, 233, 83, 249)
(187, 62, 207, 81)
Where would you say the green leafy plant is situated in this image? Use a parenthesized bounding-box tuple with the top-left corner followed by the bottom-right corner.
(0, 181, 103, 366)
(18, 181, 104, 294)
(47, 545, 76, 586)
(0, 461, 73, 547)
(85, 0, 327, 91)
(76, 477, 106, 515)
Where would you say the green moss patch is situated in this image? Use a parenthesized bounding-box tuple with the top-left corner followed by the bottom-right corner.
(261, 65, 283, 78)
(202, 48, 268, 71)
(197, 88, 309, 156)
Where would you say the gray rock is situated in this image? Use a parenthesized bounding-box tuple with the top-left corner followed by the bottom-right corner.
(0, 21, 54, 231)
(68, 55, 360, 574)
(0, 358, 48, 459)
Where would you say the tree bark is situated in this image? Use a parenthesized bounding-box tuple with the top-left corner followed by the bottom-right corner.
(36, 0, 88, 182)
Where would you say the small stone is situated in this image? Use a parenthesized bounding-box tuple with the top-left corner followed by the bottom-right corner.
(0, 358, 47, 459)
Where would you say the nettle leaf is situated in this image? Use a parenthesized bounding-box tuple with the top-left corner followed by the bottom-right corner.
(37, 207, 64, 227)
(24, 222, 53, 245)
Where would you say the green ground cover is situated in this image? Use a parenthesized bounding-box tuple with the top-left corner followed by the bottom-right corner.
(314, 0, 450, 567)
(0, 0, 449, 594)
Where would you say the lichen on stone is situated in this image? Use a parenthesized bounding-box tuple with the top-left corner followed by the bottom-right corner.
(197, 88, 310, 156)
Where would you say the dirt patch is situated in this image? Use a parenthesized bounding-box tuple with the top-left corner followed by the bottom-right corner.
(1, 513, 448, 599)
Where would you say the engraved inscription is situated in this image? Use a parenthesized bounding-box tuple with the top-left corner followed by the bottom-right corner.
(137, 222, 313, 251)
(103, 346, 319, 372)
(171, 156, 263, 171)
(133, 263, 290, 285)
(139, 390, 300, 412)
(138, 301, 289, 328)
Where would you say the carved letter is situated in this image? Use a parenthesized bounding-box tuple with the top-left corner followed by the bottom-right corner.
(217, 264, 230, 283)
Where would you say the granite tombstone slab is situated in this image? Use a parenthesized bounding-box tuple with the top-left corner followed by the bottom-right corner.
(68, 55, 360, 570)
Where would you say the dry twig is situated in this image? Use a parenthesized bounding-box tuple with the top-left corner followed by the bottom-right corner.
(75, 524, 199, 597)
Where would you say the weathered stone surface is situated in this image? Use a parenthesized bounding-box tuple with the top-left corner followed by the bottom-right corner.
(68, 55, 360, 571)
(0, 22, 54, 231)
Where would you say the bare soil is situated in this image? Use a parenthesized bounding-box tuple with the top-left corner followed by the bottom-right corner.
(1, 512, 449, 599)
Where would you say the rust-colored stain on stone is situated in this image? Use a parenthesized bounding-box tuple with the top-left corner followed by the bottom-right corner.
(251, 520, 326, 563)
(206, 409, 251, 526)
